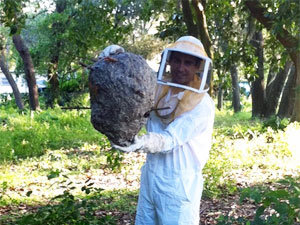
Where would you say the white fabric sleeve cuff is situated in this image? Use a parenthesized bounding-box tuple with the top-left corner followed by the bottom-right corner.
(138, 132, 174, 153)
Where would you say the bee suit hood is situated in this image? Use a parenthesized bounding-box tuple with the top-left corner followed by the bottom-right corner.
(157, 36, 212, 93)
(155, 36, 212, 124)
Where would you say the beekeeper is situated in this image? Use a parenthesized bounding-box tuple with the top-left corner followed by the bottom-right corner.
(104, 36, 215, 225)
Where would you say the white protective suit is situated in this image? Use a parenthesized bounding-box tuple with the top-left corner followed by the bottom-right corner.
(103, 36, 215, 224)
(135, 90, 215, 225)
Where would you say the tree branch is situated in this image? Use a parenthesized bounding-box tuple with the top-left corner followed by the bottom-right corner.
(245, 0, 298, 51)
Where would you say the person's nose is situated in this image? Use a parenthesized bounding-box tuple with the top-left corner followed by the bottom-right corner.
(177, 62, 185, 72)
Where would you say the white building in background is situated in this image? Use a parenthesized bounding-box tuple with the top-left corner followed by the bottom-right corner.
(0, 72, 28, 94)
(0, 72, 47, 94)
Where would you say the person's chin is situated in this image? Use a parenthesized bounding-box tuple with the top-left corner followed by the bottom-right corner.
(175, 81, 188, 86)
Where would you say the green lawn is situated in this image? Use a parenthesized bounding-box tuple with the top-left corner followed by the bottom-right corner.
(0, 105, 299, 224)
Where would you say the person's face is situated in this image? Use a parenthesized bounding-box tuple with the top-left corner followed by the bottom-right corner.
(169, 52, 200, 86)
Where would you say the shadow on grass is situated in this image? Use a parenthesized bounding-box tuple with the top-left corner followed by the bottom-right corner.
(0, 189, 138, 225)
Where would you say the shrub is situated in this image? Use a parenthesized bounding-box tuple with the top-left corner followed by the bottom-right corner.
(216, 176, 300, 225)
(11, 174, 117, 225)
(0, 108, 103, 161)
(262, 116, 290, 131)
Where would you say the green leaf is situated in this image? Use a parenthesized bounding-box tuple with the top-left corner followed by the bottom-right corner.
(266, 189, 289, 199)
(47, 169, 60, 179)
(26, 190, 33, 197)
(255, 205, 266, 217)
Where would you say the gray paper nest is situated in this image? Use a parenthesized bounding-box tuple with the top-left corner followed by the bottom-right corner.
(89, 52, 156, 146)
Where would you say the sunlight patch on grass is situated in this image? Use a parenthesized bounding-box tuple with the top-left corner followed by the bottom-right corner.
(203, 107, 300, 197)
(0, 145, 144, 206)
(285, 122, 300, 161)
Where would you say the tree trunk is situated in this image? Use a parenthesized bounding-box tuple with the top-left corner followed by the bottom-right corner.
(181, 0, 198, 38)
(245, 0, 300, 121)
(47, 64, 59, 107)
(12, 34, 39, 110)
(291, 53, 300, 121)
(217, 74, 224, 110)
(265, 61, 292, 117)
(0, 48, 24, 110)
(190, 0, 212, 57)
(278, 65, 296, 118)
(250, 31, 265, 117)
(230, 64, 241, 112)
(46, 0, 67, 107)
(181, 0, 213, 54)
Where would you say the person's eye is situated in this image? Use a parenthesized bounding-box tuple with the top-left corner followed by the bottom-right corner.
(185, 61, 193, 66)
(173, 59, 180, 64)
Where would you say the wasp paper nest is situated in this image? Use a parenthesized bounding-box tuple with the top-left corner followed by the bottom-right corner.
(89, 52, 156, 146)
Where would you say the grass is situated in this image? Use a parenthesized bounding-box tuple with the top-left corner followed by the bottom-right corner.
(204, 109, 299, 197)
(0, 106, 103, 161)
(0, 101, 299, 224)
